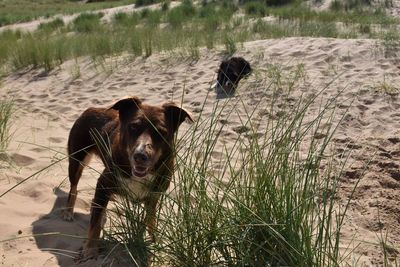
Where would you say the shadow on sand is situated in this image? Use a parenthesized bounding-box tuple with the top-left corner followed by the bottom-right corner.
(215, 85, 235, 100)
(32, 188, 91, 266)
(211, 82, 235, 99)
(32, 188, 135, 266)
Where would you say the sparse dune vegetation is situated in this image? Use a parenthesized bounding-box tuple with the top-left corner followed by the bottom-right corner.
(0, 0, 400, 266)
(0, 0, 398, 73)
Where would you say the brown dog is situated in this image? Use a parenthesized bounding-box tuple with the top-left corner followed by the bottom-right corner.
(62, 96, 192, 259)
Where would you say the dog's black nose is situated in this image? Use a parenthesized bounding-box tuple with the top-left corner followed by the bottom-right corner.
(134, 152, 148, 164)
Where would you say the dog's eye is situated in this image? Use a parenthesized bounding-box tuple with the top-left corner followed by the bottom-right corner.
(129, 123, 140, 134)
(153, 128, 167, 142)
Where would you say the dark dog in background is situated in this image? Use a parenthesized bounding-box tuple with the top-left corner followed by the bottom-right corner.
(63, 97, 192, 260)
(215, 57, 252, 94)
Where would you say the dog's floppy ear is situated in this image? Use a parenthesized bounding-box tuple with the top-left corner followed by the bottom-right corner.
(111, 97, 142, 121)
(163, 102, 193, 133)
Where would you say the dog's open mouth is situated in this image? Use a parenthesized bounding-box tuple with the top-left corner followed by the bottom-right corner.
(132, 165, 149, 178)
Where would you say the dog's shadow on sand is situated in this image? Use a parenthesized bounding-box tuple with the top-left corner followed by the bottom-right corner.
(32, 188, 91, 266)
(32, 189, 139, 266)
(214, 84, 235, 100)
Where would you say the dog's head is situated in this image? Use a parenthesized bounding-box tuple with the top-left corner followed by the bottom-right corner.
(111, 97, 193, 179)
(217, 57, 252, 93)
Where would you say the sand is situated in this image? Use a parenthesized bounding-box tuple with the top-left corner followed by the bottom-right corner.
(1, 7, 400, 267)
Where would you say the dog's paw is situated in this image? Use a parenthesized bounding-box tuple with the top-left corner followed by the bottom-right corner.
(61, 209, 74, 221)
(75, 246, 98, 263)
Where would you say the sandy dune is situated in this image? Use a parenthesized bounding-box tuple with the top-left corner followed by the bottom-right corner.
(0, 37, 400, 266)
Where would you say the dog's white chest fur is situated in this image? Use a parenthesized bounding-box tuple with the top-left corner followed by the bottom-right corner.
(125, 175, 154, 201)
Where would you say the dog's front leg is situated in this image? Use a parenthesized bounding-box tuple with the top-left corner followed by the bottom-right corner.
(80, 173, 112, 261)
(144, 194, 161, 243)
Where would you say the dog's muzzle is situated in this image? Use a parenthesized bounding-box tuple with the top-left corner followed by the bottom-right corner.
(131, 147, 151, 178)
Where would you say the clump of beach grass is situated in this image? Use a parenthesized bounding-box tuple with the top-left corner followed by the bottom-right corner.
(156, 92, 346, 266)
(38, 18, 65, 33)
(10, 34, 71, 72)
(135, 0, 163, 7)
(381, 28, 400, 58)
(72, 12, 104, 33)
(113, 12, 140, 28)
(244, 1, 268, 16)
(0, 99, 14, 160)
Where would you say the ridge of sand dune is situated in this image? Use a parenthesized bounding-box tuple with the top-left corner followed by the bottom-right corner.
(1, 37, 400, 266)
